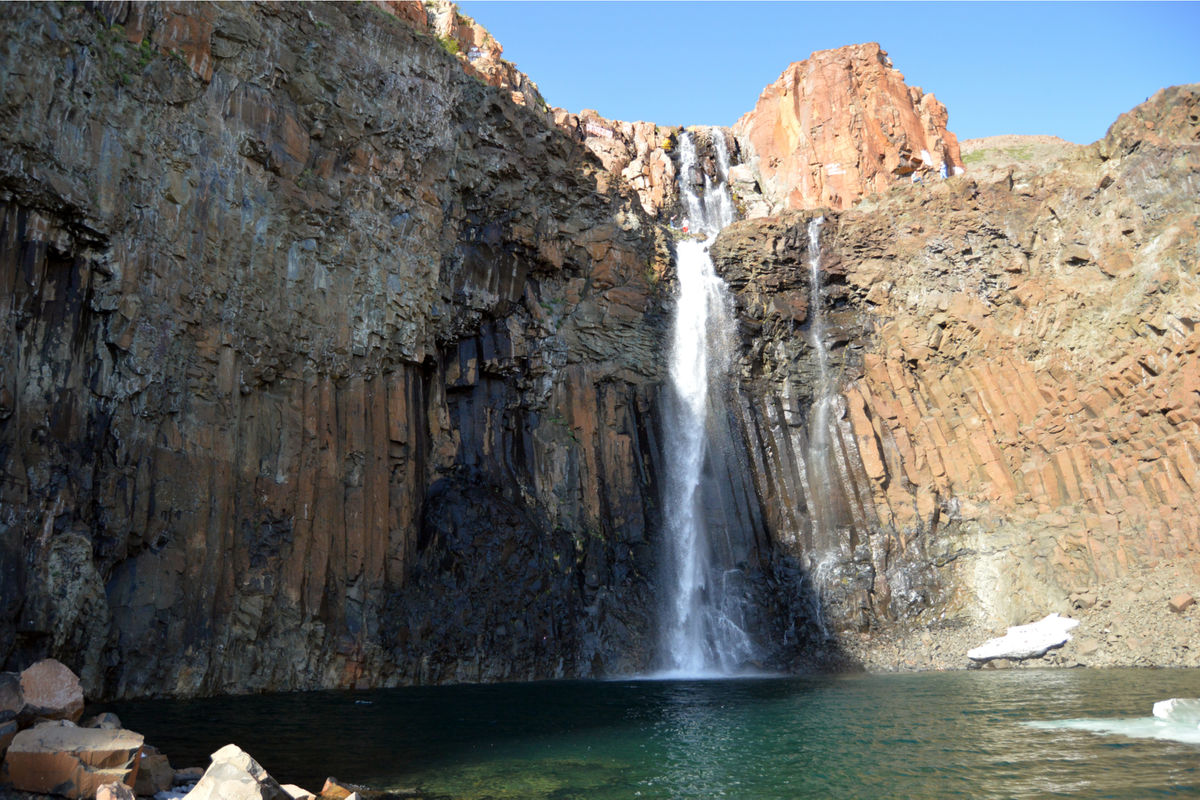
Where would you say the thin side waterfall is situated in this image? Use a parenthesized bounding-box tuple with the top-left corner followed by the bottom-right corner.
(804, 216, 839, 628)
(659, 130, 757, 676)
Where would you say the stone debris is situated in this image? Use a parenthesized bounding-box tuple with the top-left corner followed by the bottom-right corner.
(1168, 593, 1195, 613)
(2, 724, 143, 799)
(181, 744, 287, 800)
(19, 659, 85, 725)
(967, 613, 1080, 663)
(281, 784, 317, 800)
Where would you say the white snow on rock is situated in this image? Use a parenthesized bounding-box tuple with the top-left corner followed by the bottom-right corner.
(967, 613, 1079, 662)
(1153, 698, 1200, 727)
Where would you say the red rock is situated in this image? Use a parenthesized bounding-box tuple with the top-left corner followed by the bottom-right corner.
(2, 725, 143, 799)
(734, 43, 962, 211)
(321, 777, 355, 799)
(1169, 593, 1195, 613)
(19, 659, 84, 724)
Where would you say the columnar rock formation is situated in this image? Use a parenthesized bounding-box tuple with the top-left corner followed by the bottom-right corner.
(734, 43, 963, 212)
(0, 0, 673, 697)
(714, 83, 1200, 635)
(1, 0, 1196, 699)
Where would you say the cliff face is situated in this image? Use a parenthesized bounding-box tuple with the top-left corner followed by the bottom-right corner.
(714, 84, 1200, 648)
(2, 0, 1196, 699)
(0, 1, 674, 697)
(734, 43, 963, 212)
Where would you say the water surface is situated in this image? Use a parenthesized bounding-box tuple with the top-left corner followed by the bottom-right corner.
(106, 668, 1200, 799)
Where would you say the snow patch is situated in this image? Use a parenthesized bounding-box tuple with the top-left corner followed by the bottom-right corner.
(967, 613, 1078, 662)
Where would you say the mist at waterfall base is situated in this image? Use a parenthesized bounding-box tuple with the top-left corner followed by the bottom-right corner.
(105, 669, 1200, 799)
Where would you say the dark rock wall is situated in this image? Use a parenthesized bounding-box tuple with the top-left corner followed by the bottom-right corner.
(0, 1, 669, 698)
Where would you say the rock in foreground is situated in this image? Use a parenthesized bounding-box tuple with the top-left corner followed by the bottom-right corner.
(3, 725, 143, 799)
(18, 660, 84, 725)
(183, 744, 286, 800)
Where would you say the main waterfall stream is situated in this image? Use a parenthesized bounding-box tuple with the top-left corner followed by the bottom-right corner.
(659, 129, 756, 676)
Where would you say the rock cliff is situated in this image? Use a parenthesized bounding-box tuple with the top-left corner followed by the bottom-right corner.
(734, 42, 963, 212)
(2, 0, 1196, 699)
(0, 0, 675, 697)
(713, 83, 1200, 660)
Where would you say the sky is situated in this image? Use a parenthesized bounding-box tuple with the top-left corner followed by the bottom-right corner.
(455, 1, 1200, 144)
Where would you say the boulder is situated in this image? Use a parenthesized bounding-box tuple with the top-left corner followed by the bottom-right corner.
(0, 671, 22, 721)
(280, 785, 316, 800)
(1, 671, 21, 756)
(319, 778, 354, 799)
(967, 613, 1080, 663)
(19, 659, 85, 724)
(133, 750, 175, 796)
(83, 712, 124, 730)
(2, 725, 143, 799)
(1, 718, 17, 755)
(182, 744, 286, 800)
(98, 781, 137, 800)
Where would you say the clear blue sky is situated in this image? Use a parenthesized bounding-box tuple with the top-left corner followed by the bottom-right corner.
(456, 1, 1199, 144)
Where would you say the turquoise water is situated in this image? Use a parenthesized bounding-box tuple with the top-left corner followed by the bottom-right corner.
(106, 668, 1200, 799)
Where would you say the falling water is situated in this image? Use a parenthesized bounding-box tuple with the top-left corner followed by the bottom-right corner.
(804, 216, 837, 565)
(660, 130, 757, 675)
(800, 215, 841, 634)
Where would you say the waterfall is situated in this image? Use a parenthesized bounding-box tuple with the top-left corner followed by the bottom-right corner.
(803, 216, 842, 637)
(659, 130, 757, 676)
(804, 216, 836, 563)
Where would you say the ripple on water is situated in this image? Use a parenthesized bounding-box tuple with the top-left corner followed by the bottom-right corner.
(103, 669, 1200, 800)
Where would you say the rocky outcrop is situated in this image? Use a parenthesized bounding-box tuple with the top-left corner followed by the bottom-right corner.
(712, 84, 1200, 654)
(3, 724, 144, 799)
(415, 0, 550, 111)
(0, 1, 672, 697)
(183, 744, 285, 800)
(733, 43, 963, 212)
(553, 110, 681, 218)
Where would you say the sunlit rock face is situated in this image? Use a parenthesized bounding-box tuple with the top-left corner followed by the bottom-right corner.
(713, 84, 1200, 636)
(733, 42, 963, 212)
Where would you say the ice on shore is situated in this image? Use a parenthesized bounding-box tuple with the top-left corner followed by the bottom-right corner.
(1026, 698, 1200, 745)
(967, 613, 1079, 662)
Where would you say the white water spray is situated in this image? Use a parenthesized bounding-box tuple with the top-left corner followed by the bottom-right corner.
(660, 130, 757, 676)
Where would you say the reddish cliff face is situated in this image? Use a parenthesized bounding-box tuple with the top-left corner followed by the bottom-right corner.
(714, 84, 1200, 669)
(734, 43, 963, 211)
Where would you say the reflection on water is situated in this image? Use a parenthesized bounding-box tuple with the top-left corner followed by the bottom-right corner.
(104, 669, 1200, 799)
